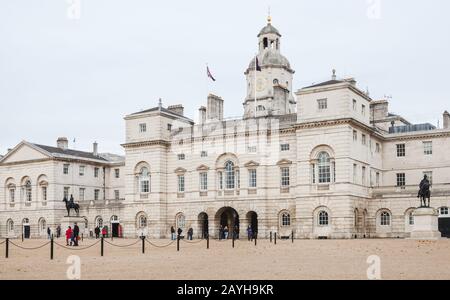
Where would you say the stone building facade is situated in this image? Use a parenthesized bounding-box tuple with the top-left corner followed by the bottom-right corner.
(1, 20, 450, 239)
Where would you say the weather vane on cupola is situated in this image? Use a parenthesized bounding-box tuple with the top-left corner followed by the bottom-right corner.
(267, 6, 272, 24)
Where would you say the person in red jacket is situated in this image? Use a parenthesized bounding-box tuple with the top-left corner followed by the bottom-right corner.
(65, 226, 73, 246)
(101, 226, 107, 238)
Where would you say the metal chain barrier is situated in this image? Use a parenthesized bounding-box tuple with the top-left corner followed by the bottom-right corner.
(54, 240, 101, 251)
(9, 240, 51, 250)
(0, 239, 6, 245)
(103, 238, 141, 248)
(181, 238, 205, 244)
(145, 238, 176, 248)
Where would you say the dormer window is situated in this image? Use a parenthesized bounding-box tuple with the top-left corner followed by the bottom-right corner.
(139, 123, 147, 133)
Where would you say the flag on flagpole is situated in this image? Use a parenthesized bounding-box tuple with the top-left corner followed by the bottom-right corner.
(207, 66, 216, 81)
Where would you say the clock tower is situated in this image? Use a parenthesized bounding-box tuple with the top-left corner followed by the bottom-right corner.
(243, 17, 296, 119)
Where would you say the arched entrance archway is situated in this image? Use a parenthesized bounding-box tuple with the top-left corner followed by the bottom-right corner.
(246, 211, 258, 236)
(215, 207, 239, 239)
(198, 213, 209, 239)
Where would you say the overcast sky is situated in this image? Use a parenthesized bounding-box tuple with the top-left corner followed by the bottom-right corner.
(1, 0, 449, 155)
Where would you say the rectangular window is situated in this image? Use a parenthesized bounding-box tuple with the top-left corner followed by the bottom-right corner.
(280, 144, 290, 151)
(353, 99, 357, 111)
(63, 164, 70, 175)
(9, 189, 15, 203)
(317, 98, 328, 110)
(361, 104, 366, 116)
(114, 190, 120, 200)
(423, 171, 433, 186)
(201, 151, 208, 157)
(353, 130, 358, 141)
(79, 165, 85, 176)
(396, 173, 406, 187)
(248, 146, 257, 153)
(248, 169, 257, 188)
(94, 167, 99, 178)
(311, 164, 316, 184)
(423, 141, 433, 155)
(115, 169, 120, 178)
(167, 124, 172, 131)
(178, 175, 185, 192)
(200, 172, 208, 191)
(218, 172, 223, 190)
(141, 179, 149, 193)
(64, 187, 70, 199)
(236, 170, 240, 189)
(376, 172, 380, 187)
(376, 143, 380, 153)
(178, 154, 185, 160)
(396, 144, 406, 157)
(42, 187, 47, 201)
(353, 164, 358, 183)
(362, 166, 366, 186)
(332, 162, 336, 183)
(139, 123, 147, 133)
(94, 189, 100, 200)
(362, 134, 367, 145)
(79, 188, 85, 201)
(281, 167, 290, 187)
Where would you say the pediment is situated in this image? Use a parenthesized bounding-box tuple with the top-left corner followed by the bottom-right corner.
(196, 164, 210, 171)
(276, 159, 293, 166)
(174, 167, 187, 174)
(0, 142, 51, 164)
(244, 160, 260, 168)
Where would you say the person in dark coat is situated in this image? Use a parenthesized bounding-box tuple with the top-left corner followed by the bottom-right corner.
(170, 226, 176, 240)
(177, 227, 183, 239)
(56, 225, 61, 238)
(73, 223, 80, 246)
(94, 226, 100, 239)
(187, 228, 193, 240)
(47, 227, 51, 239)
(234, 225, 239, 239)
(247, 225, 253, 241)
(219, 225, 224, 240)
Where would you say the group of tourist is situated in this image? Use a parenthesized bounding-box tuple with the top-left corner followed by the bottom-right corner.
(94, 226, 108, 238)
(65, 223, 80, 246)
(218, 225, 257, 240)
(170, 226, 194, 240)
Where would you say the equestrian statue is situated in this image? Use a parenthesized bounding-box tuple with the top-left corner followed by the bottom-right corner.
(63, 194, 80, 217)
(417, 174, 431, 208)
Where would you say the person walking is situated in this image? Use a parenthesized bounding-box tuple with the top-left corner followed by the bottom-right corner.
(188, 228, 193, 240)
(73, 223, 80, 246)
(95, 226, 100, 239)
(47, 227, 51, 239)
(56, 225, 61, 238)
(101, 226, 107, 238)
(247, 225, 253, 241)
(66, 226, 72, 246)
(219, 225, 223, 240)
(224, 226, 229, 239)
(234, 225, 239, 239)
(171, 226, 176, 240)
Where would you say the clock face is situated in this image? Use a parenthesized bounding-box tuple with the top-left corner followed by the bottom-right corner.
(256, 77, 267, 92)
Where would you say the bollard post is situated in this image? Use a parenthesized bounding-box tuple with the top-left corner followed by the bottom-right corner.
(82, 234, 84, 242)
(232, 233, 235, 248)
(254, 233, 257, 246)
(292, 230, 294, 243)
(270, 231, 272, 243)
(101, 237, 104, 256)
(5, 238, 9, 258)
(22, 233, 24, 242)
(177, 235, 180, 252)
(207, 235, 209, 249)
(141, 236, 145, 254)
(50, 237, 54, 260)
(274, 232, 277, 245)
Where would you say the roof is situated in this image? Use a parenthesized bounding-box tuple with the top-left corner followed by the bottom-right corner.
(33, 144, 109, 162)
(129, 106, 193, 122)
(302, 80, 344, 89)
(258, 23, 281, 37)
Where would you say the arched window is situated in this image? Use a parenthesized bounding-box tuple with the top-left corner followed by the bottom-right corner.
(25, 180, 32, 202)
(96, 217, 103, 228)
(273, 79, 279, 85)
(225, 161, 235, 189)
(409, 212, 414, 225)
(281, 212, 291, 226)
(176, 213, 186, 230)
(318, 211, 329, 226)
(139, 167, 150, 193)
(39, 218, 46, 235)
(139, 215, 147, 229)
(318, 152, 331, 183)
(7, 219, 14, 233)
(380, 211, 391, 226)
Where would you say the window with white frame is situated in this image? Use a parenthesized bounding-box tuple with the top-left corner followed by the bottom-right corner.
(353, 99, 357, 111)
(362, 134, 367, 145)
(353, 164, 358, 183)
(362, 166, 366, 186)
(311, 163, 316, 184)
(353, 130, 358, 141)
(280, 143, 290, 151)
(94, 189, 100, 201)
(176, 214, 186, 230)
(79, 165, 85, 176)
(247, 146, 257, 153)
(218, 172, 223, 190)
(361, 104, 366, 116)
(409, 212, 414, 225)
(281, 167, 290, 187)
(376, 172, 380, 187)
(9, 187, 15, 203)
(281, 212, 291, 226)
(138, 215, 147, 228)
(115, 169, 120, 178)
(423, 141, 433, 155)
(63, 164, 70, 175)
(25, 180, 32, 202)
(396, 144, 406, 157)
(396, 173, 406, 187)
(236, 170, 240, 189)
(41, 186, 47, 201)
(376, 143, 380, 153)
(114, 190, 120, 200)
(199, 172, 208, 191)
(178, 175, 185, 193)
(94, 167, 99, 178)
(317, 98, 328, 110)
(167, 123, 172, 131)
(380, 211, 391, 226)
(139, 123, 147, 133)
(318, 211, 329, 226)
(139, 167, 150, 193)
(225, 161, 235, 189)
(64, 187, 70, 199)
(201, 151, 208, 157)
(7, 219, 14, 233)
(248, 169, 257, 188)
(439, 207, 449, 216)
(423, 171, 433, 186)
(79, 188, 85, 201)
(178, 154, 185, 160)
(318, 152, 331, 183)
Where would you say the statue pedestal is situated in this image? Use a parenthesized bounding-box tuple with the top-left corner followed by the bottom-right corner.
(60, 216, 86, 236)
(410, 207, 441, 240)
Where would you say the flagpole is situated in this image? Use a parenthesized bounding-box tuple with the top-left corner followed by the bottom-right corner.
(254, 53, 257, 119)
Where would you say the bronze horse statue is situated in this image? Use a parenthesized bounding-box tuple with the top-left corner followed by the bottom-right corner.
(418, 175, 431, 208)
(63, 195, 80, 217)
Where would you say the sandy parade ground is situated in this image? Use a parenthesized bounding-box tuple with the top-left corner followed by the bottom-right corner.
(1, 237, 450, 280)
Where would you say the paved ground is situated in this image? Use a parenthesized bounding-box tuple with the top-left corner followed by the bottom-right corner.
(0, 238, 449, 280)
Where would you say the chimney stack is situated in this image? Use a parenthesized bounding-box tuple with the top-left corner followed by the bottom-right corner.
(57, 137, 69, 150)
(93, 141, 98, 156)
(207, 94, 224, 121)
(199, 106, 207, 124)
(167, 104, 184, 116)
(444, 111, 450, 129)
